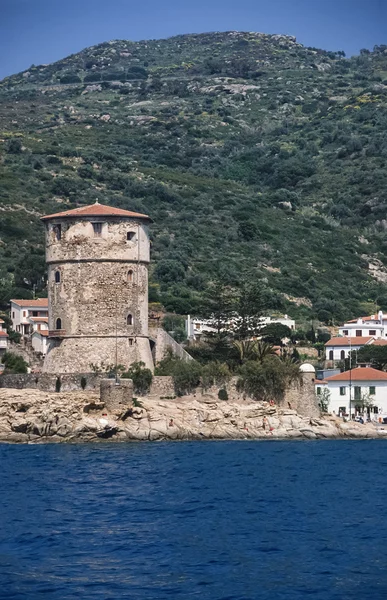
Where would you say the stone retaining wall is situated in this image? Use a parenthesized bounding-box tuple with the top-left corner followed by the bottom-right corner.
(0, 372, 176, 396)
(0, 372, 102, 392)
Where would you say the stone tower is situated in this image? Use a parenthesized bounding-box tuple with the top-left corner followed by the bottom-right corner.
(41, 201, 153, 374)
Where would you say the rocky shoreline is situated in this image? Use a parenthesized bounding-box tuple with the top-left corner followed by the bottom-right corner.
(1, 388, 387, 443)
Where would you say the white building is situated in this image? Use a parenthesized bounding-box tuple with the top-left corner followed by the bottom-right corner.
(325, 336, 387, 362)
(31, 330, 49, 356)
(27, 316, 48, 334)
(316, 366, 387, 418)
(186, 316, 217, 340)
(339, 311, 387, 339)
(0, 319, 9, 357)
(186, 314, 295, 341)
(260, 315, 296, 331)
(10, 299, 48, 336)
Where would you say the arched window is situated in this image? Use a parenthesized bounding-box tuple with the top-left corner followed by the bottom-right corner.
(340, 350, 345, 360)
(127, 270, 133, 283)
(127, 314, 133, 326)
(53, 224, 61, 241)
(55, 270, 61, 283)
(329, 350, 334, 361)
(56, 318, 62, 330)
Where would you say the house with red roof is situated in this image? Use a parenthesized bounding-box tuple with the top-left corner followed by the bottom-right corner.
(338, 310, 387, 339)
(325, 336, 374, 362)
(316, 367, 387, 418)
(325, 336, 387, 362)
(10, 299, 48, 336)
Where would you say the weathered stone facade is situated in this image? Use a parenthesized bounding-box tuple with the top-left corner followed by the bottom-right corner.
(283, 370, 321, 419)
(41, 204, 153, 373)
(100, 378, 133, 414)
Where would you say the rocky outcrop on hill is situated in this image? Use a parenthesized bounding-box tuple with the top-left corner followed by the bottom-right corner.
(0, 389, 386, 443)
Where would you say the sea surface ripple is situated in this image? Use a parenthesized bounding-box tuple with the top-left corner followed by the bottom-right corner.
(1, 439, 387, 599)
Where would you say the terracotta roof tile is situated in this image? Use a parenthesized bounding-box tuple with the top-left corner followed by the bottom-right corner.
(0, 319, 4, 323)
(325, 367, 387, 382)
(0, 331, 8, 337)
(32, 330, 48, 337)
(325, 336, 373, 347)
(10, 299, 48, 308)
(346, 315, 386, 323)
(370, 339, 387, 346)
(41, 202, 151, 222)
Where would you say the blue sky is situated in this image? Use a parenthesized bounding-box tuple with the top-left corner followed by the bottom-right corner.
(1, 0, 386, 80)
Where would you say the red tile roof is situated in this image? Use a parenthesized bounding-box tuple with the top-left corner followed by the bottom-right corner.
(32, 330, 48, 337)
(325, 367, 387, 382)
(325, 336, 373, 347)
(346, 315, 386, 323)
(0, 331, 8, 337)
(10, 299, 48, 308)
(370, 339, 387, 346)
(40, 202, 151, 222)
(0, 319, 4, 323)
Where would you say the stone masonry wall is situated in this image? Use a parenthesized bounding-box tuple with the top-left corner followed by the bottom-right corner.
(151, 327, 194, 364)
(283, 373, 320, 418)
(44, 333, 153, 373)
(0, 372, 103, 392)
(43, 215, 152, 374)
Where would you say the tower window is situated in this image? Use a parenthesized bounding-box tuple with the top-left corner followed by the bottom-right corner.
(127, 314, 133, 326)
(127, 270, 133, 283)
(55, 271, 61, 283)
(92, 222, 103, 237)
(53, 224, 61, 241)
(56, 318, 62, 330)
(129, 338, 133, 346)
(127, 231, 135, 242)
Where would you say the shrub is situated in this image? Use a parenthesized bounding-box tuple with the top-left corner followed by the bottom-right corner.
(60, 74, 82, 84)
(80, 376, 87, 390)
(1, 351, 28, 374)
(155, 352, 202, 396)
(55, 377, 61, 393)
(172, 361, 202, 396)
(122, 361, 153, 395)
(218, 388, 228, 401)
(201, 361, 231, 390)
(6, 138, 22, 154)
(236, 357, 300, 402)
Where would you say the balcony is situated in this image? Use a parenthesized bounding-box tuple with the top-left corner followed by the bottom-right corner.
(48, 329, 66, 339)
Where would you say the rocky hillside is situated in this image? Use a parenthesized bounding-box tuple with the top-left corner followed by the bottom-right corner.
(1, 32, 387, 323)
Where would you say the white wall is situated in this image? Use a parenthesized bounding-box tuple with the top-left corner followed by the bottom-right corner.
(31, 333, 48, 355)
(338, 323, 384, 338)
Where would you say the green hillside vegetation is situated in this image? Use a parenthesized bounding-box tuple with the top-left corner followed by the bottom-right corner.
(1, 32, 387, 324)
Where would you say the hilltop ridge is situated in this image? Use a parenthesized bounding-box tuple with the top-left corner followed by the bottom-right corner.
(1, 32, 387, 323)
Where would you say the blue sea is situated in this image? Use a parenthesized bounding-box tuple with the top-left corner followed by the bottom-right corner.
(1, 439, 387, 599)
